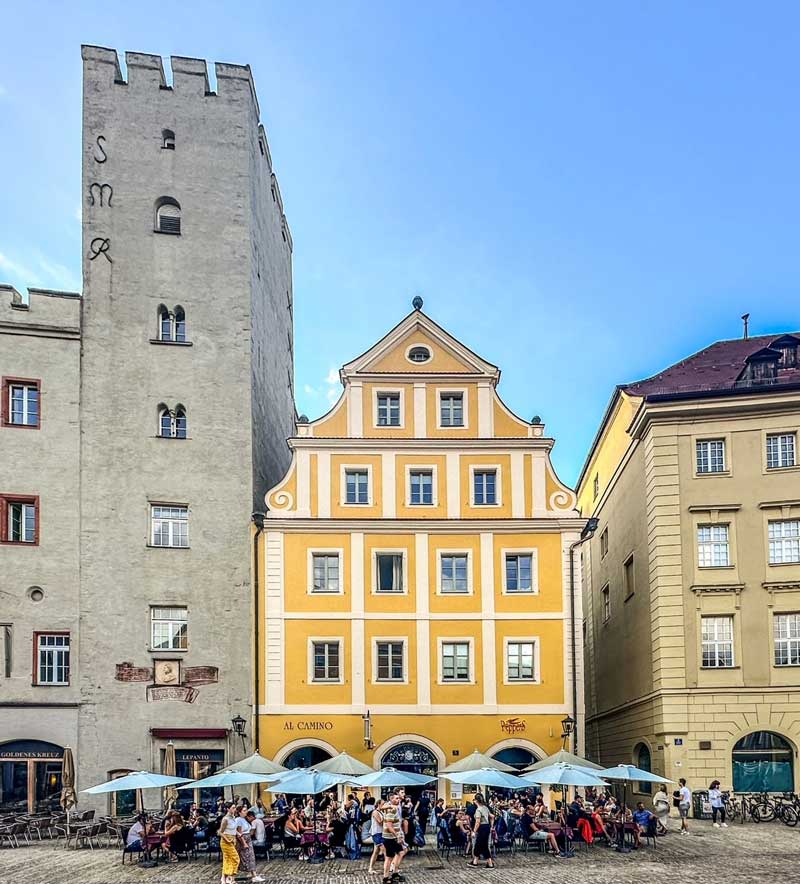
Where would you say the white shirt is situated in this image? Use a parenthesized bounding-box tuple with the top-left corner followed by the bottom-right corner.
(236, 816, 252, 835)
(679, 786, 691, 804)
(251, 817, 266, 843)
(127, 821, 145, 846)
(219, 815, 239, 837)
(370, 808, 384, 835)
(709, 788, 723, 808)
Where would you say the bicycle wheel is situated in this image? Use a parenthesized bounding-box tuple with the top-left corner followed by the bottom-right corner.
(781, 805, 798, 827)
(724, 800, 738, 823)
(753, 802, 775, 823)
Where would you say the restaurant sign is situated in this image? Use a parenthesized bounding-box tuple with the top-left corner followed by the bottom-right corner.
(283, 720, 334, 731)
(0, 739, 63, 760)
(500, 717, 527, 735)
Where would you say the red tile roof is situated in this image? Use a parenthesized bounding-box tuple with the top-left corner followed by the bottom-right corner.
(624, 332, 800, 398)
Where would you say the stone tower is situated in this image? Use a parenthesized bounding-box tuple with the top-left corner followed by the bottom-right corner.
(78, 46, 294, 802)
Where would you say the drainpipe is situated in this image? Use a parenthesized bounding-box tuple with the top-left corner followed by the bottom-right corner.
(569, 517, 599, 756)
(251, 512, 266, 752)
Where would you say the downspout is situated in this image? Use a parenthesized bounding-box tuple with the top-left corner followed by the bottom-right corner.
(251, 512, 266, 752)
(569, 517, 598, 756)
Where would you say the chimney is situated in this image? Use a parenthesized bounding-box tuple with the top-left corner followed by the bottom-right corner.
(741, 313, 750, 339)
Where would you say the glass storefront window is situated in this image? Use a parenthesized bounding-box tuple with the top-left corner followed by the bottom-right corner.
(35, 761, 63, 812)
(0, 740, 64, 814)
(175, 750, 225, 812)
(0, 761, 28, 813)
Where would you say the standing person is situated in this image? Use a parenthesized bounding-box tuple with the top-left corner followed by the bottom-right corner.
(414, 791, 431, 835)
(368, 798, 385, 874)
(236, 805, 264, 883)
(708, 781, 728, 828)
(468, 793, 495, 869)
(218, 804, 241, 884)
(678, 779, 691, 835)
(433, 797, 445, 830)
(652, 786, 670, 833)
(381, 792, 407, 884)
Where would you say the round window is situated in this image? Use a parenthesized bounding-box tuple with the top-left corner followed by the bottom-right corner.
(407, 345, 431, 364)
(28, 586, 44, 602)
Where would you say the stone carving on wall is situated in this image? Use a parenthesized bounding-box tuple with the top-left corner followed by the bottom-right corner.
(115, 661, 219, 703)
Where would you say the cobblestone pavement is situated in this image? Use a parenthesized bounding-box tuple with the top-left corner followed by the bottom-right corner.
(1, 821, 797, 884)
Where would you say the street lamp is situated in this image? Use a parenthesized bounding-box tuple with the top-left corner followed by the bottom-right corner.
(231, 714, 247, 755)
(561, 715, 575, 749)
(362, 709, 374, 750)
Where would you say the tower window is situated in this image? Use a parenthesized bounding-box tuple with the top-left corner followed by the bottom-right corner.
(158, 405, 187, 439)
(162, 129, 175, 150)
(157, 305, 188, 343)
(155, 197, 181, 235)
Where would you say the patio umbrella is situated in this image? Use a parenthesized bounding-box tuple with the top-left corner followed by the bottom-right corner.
(441, 767, 531, 790)
(82, 770, 192, 794)
(313, 751, 375, 777)
(525, 749, 603, 772)
(440, 749, 515, 773)
(60, 747, 77, 822)
(595, 765, 672, 853)
(163, 742, 178, 808)
(521, 762, 609, 788)
(353, 767, 436, 788)
(267, 768, 354, 794)
(225, 750, 287, 776)
(177, 770, 274, 789)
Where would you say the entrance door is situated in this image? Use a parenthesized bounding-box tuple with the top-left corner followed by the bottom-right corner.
(283, 745, 333, 769)
(491, 747, 537, 771)
(0, 740, 64, 814)
(175, 749, 225, 811)
(0, 761, 27, 814)
(733, 731, 794, 792)
(380, 743, 438, 800)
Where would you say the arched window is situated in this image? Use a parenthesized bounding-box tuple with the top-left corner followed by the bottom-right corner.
(733, 731, 794, 792)
(158, 305, 172, 342)
(155, 197, 181, 235)
(158, 405, 187, 439)
(175, 406, 187, 439)
(283, 745, 333, 770)
(174, 306, 186, 343)
(162, 129, 175, 150)
(635, 743, 652, 794)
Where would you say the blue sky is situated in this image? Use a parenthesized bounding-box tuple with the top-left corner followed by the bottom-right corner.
(2, 2, 798, 485)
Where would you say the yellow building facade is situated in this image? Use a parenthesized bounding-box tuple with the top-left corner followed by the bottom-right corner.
(257, 306, 586, 794)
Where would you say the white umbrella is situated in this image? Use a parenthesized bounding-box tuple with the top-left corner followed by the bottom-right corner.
(521, 763, 609, 787)
(82, 770, 191, 794)
(313, 751, 375, 777)
(441, 768, 531, 790)
(595, 765, 672, 853)
(225, 751, 287, 776)
(440, 750, 515, 773)
(177, 770, 273, 789)
(525, 749, 603, 772)
(353, 767, 436, 788)
(268, 768, 354, 794)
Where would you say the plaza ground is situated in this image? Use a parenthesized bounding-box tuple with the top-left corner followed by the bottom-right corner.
(0, 820, 795, 884)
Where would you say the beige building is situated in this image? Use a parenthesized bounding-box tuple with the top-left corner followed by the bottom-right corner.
(578, 331, 800, 796)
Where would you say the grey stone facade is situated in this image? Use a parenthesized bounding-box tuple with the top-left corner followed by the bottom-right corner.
(0, 45, 294, 812)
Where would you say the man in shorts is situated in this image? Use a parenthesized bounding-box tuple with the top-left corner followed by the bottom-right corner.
(382, 793, 408, 883)
(678, 779, 692, 834)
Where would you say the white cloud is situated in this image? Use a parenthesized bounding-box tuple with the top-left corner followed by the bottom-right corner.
(303, 384, 318, 396)
(36, 255, 80, 291)
(0, 252, 38, 284)
(325, 367, 339, 385)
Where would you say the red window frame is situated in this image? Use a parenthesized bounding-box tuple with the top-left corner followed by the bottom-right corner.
(32, 630, 70, 686)
(1, 376, 41, 429)
(0, 494, 40, 545)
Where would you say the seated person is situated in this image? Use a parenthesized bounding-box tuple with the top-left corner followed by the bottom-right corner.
(126, 814, 151, 851)
(247, 810, 267, 848)
(162, 811, 185, 862)
(284, 808, 306, 858)
(190, 808, 208, 841)
(327, 809, 349, 856)
(632, 802, 655, 845)
(532, 795, 548, 820)
(517, 808, 561, 857)
(454, 811, 471, 849)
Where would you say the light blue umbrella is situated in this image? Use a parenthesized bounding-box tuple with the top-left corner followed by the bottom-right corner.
(82, 770, 192, 794)
(521, 762, 609, 787)
(595, 764, 672, 784)
(441, 768, 531, 790)
(177, 770, 273, 789)
(268, 768, 353, 794)
(353, 767, 436, 788)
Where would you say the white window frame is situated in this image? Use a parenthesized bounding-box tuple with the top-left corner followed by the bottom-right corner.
(435, 549, 473, 595)
(150, 504, 189, 548)
(405, 464, 438, 507)
(501, 548, 539, 594)
(701, 615, 735, 668)
(340, 464, 373, 507)
(436, 387, 469, 430)
(766, 432, 797, 470)
(503, 636, 540, 685)
(695, 438, 727, 475)
(404, 342, 433, 365)
(35, 633, 70, 686)
(768, 520, 800, 565)
(8, 383, 39, 427)
(7, 501, 36, 543)
(371, 548, 408, 595)
(600, 528, 609, 559)
(150, 606, 188, 651)
(697, 524, 730, 568)
(307, 548, 345, 594)
(601, 584, 611, 623)
(372, 388, 405, 429)
(469, 464, 502, 507)
(372, 637, 408, 684)
(774, 613, 800, 667)
(437, 637, 475, 684)
(308, 637, 344, 684)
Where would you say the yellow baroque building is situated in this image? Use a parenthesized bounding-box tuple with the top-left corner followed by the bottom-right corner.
(256, 304, 586, 795)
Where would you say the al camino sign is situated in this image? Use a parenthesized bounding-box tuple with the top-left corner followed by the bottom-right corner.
(283, 721, 334, 731)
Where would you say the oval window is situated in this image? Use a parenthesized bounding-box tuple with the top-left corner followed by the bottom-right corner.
(407, 346, 431, 364)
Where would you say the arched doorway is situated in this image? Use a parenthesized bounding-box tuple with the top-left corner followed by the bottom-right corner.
(733, 731, 794, 792)
(634, 743, 652, 794)
(0, 739, 64, 814)
(283, 745, 334, 770)
(381, 742, 438, 800)
(491, 747, 537, 771)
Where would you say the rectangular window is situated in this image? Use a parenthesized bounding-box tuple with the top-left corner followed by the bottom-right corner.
(409, 470, 433, 505)
(150, 607, 188, 651)
(376, 553, 404, 592)
(593, 474, 599, 500)
(376, 394, 401, 427)
(767, 433, 797, 470)
(376, 641, 404, 681)
(345, 470, 369, 505)
(4, 380, 39, 427)
(774, 614, 800, 666)
(441, 641, 470, 681)
(35, 633, 70, 685)
(506, 641, 535, 682)
(312, 553, 340, 592)
(623, 554, 635, 600)
(151, 505, 189, 548)
(769, 520, 800, 565)
(440, 393, 464, 427)
(312, 641, 340, 682)
(6, 500, 36, 543)
(505, 553, 533, 592)
(440, 554, 469, 593)
(696, 439, 726, 474)
(701, 616, 734, 668)
(602, 585, 611, 623)
(600, 528, 608, 558)
(473, 470, 497, 505)
(697, 524, 730, 568)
